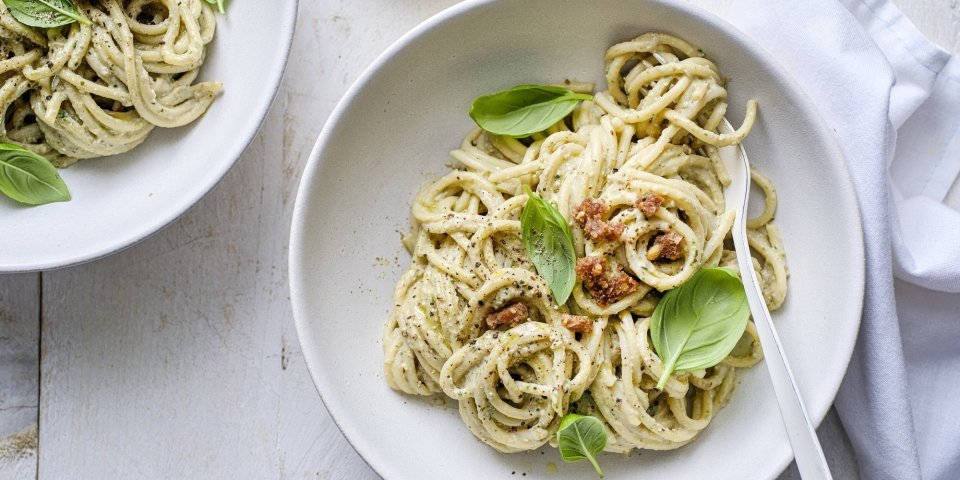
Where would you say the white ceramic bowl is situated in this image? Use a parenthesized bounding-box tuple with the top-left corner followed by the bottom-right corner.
(290, 1, 864, 478)
(0, 1, 299, 272)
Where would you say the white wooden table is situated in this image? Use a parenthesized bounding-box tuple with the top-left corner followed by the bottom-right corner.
(0, 1, 956, 478)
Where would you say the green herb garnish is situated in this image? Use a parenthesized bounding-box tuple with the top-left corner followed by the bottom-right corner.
(470, 85, 592, 137)
(520, 185, 576, 305)
(651, 267, 750, 390)
(203, 0, 226, 14)
(3, 0, 91, 28)
(556, 414, 606, 478)
(0, 143, 71, 206)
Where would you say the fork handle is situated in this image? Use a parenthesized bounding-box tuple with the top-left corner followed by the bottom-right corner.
(731, 216, 833, 480)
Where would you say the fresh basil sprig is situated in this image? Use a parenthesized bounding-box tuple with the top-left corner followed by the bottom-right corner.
(557, 414, 606, 478)
(651, 267, 750, 390)
(520, 185, 576, 305)
(0, 143, 71, 206)
(203, 0, 226, 14)
(470, 85, 592, 137)
(3, 0, 91, 28)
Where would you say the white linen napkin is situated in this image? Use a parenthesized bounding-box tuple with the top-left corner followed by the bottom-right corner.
(727, 1, 960, 479)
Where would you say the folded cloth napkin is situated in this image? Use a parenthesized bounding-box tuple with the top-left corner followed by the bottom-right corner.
(728, 1, 960, 479)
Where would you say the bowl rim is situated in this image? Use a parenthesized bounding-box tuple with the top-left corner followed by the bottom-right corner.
(0, 0, 300, 273)
(289, 0, 866, 478)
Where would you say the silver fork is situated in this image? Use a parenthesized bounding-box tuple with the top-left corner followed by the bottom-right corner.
(720, 119, 833, 480)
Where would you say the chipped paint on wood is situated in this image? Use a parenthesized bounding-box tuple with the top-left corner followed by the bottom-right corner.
(0, 426, 37, 461)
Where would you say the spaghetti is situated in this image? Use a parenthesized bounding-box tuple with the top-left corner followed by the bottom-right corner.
(0, 0, 221, 167)
(383, 32, 788, 454)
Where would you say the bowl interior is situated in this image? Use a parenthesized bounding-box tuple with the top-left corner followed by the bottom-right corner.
(290, 0, 864, 478)
(0, 0, 298, 272)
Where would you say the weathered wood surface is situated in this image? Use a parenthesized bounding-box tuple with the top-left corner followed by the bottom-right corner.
(0, 276, 37, 480)
(0, 0, 952, 479)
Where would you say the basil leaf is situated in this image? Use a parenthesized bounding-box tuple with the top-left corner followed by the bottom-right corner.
(556, 414, 606, 477)
(651, 267, 750, 390)
(470, 85, 592, 137)
(203, 0, 226, 14)
(3, 0, 91, 28)
(520, 185, 576, 305)
(0, 143, 71, 205)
